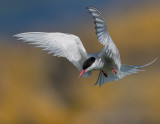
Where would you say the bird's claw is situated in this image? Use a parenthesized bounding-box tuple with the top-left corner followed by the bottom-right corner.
(102, 70, 108, 77)
(112, 67, 117, 74)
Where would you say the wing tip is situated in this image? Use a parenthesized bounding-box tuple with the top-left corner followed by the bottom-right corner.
(85, 6, 98, 10)
(13, 32, 46, 38)
(85, 6, 102, 15)
(13, 33, 28, 38)
(13, 34, 21, 38)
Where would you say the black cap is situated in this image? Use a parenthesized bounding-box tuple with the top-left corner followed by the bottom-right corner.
(82, 57, 95, 70)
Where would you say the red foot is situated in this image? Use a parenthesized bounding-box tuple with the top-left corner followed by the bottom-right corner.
(102, 70, 108, 77)
(112, 67, 117, 74)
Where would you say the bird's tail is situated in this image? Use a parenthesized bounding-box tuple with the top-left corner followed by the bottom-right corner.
(94, 58, 157, 87)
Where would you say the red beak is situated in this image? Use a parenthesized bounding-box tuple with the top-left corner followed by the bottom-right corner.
(79, 70, 86, 78)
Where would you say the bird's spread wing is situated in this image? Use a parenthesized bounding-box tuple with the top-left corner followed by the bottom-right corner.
(86, 7, 121, 69)
(14, 32, 88, 71)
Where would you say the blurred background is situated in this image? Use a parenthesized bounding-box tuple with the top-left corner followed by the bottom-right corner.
(0, 0, 160, 124)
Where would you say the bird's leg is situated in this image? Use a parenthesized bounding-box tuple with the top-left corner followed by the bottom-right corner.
(112, 67, 117, 74)
(102, 70, 108, 77)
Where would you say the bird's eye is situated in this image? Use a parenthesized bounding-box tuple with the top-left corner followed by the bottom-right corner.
(82, 57, 95, 70)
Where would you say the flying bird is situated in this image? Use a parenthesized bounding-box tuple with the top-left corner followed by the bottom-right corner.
(14, 7, 156, 87)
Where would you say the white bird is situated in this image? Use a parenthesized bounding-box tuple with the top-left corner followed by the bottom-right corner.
(14, 7, 156, 87)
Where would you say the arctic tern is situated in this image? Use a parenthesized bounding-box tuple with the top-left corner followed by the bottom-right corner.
(14, 7, 156, 87)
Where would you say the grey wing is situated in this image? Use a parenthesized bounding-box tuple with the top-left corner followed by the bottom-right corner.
(14, 32, 88, 71)
(86, 7, 121, 69)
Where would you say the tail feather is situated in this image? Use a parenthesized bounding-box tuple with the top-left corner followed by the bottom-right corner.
(123, 58, 157, 68)
(94, 58, 157, 87)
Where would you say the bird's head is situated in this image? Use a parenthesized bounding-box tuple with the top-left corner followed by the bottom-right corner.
(79, 57, 96, 78)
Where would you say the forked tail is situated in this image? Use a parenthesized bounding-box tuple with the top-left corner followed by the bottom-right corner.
(94, 58, 157, 87)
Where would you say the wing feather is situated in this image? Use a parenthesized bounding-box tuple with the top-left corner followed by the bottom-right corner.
(86, 7, 121, 69)
(14, 32, 88, 71)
